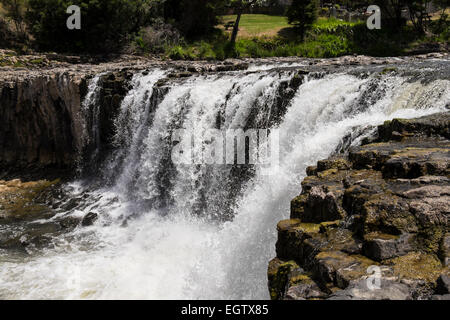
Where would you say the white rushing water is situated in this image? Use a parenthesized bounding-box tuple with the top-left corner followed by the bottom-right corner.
(0, 63, 449, 299)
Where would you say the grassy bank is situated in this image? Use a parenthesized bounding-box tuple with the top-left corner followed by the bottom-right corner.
(220, 14, 290, 38)
(163, 15, 448, 60)
(1, 6, 448, 62)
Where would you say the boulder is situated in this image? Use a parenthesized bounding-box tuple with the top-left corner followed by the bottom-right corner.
(378, 113, 450, 141)
(275, 219, 321, 262)
(316, 157, 351, 172)
(363, 233, 414, 261)
(301, 186, 346, 223)
(313, 251, 375, 287)
(81, 212, 98, 226)
(385, 252, 443, 294)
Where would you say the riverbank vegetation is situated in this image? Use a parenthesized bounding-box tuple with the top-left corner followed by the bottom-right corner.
(0, 0, 448, 60)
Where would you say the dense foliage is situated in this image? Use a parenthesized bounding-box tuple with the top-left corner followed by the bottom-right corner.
(25, 0, 153, 53)
(163, 0, 222, 39)
(0, 0, 448, 57)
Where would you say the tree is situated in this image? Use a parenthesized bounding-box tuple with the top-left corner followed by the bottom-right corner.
(228, 0, 267, 46)
(162, 0, 222, 38)
(25, 0, 156, 53)
(407, 0, 436, 34)
(287, 0, 319, 41)
(433, 0, 450, 33)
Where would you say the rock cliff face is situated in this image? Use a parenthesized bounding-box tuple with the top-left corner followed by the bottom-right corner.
(0, 62, 145, 178)
(0, 73, 83, 172)
(269, 112, 450, 300)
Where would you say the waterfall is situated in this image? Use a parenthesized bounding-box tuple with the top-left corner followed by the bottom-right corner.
(78, 73, 104, 173)
(0, 61, 448, 299)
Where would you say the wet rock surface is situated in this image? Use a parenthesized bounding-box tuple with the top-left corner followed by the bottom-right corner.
(269, 112, 450, 300)
(0, 177, 100, 255)
(0, 179, 62, 253)
(81, 212, 98, 227)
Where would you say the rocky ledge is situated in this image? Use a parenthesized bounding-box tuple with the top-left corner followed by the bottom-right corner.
(269, 112, 450, 300)
(1, 51, 448, 178)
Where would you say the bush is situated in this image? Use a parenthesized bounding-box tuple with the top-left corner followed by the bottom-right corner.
(168, 46, 186, 60)
(431, 12, 449, 40)
(0, 0, 27, 36)
(26, 0, 153, 53)
(198, 41, 217, 60)
(132, 20, 182, 55)
(298, 34, 351, 57)
(167, 45, 197, 60)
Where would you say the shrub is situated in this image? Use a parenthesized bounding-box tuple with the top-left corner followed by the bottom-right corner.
(198, 41, 216, 60)
(431, 12, 449, 39)
(167, 45, 196, 60)
(0, 0, 27, 36)
(168, 46, 186, 60)
(132, 20, 182, 54)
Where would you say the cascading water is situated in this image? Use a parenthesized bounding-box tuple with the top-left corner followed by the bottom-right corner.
(79, 73, 104, 172)
(0, 60, 449, 299)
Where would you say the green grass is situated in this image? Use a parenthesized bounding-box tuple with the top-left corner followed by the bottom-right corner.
(220, 15, 360, 39)
(134, 14, 449, 61)
(221, 14, 289, 38)
(167, 17, 365, 60)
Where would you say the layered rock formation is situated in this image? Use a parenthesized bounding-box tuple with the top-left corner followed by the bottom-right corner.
(269, 112, 450, 300)
(0, 72, 83, 171)
(0, 56, 154, 178)
(1, 51, 448, 178)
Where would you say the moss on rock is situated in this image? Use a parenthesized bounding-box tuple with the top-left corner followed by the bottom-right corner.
(386, 252, 443, 283)
(269, 112, 450, 300)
